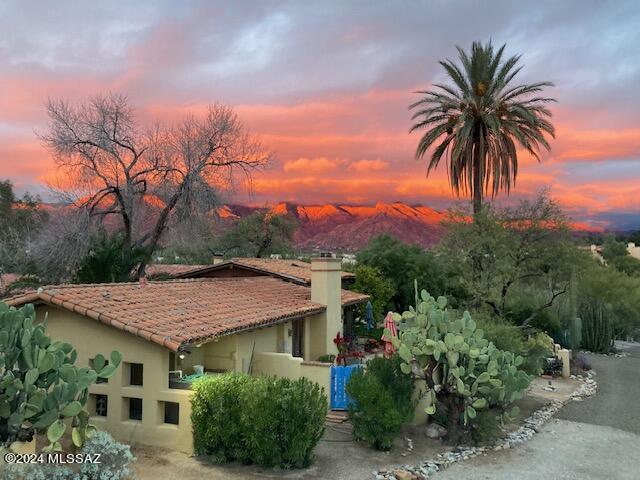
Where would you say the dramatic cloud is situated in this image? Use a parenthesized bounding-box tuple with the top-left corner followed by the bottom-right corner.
(0, 0, 638, 229)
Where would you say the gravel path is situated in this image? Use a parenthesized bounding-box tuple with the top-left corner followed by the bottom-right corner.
(435, 343, 640, 480)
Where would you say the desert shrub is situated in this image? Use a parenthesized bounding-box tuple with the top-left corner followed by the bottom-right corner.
(391, 290, 531, 444)
(241, 376, 326, 468)
(347, 370, 404, 450)
(78, 431, 135, 480)
(572, 352, 592, 373)
(476, 316, 553, 376)
(470, 411, 502, 445)
(191, 374, 327, 468)
(475, 315, 526, 353)
(364, 356, 415, 420)
(191, 373, 252, 462)
(0, 432, 133, 480)
(521, 332, 554, 376)
(346, 356, 414, 450)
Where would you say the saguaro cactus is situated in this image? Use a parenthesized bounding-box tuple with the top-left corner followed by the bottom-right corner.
(386, 285, 531, 442)
(0, 302, 121, 451)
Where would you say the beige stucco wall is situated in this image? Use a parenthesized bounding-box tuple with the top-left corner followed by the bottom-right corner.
(311, 257, 342, 356)
(30, 304, 335, 454)
(34, 306, 193, 453)
(251, 352, 332, 407)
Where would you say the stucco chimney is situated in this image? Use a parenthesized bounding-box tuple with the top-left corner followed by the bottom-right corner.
(311, 252, 342, 356)
(212, 253, 224, 265)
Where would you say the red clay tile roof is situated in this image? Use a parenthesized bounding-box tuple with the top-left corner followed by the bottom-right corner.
(144, 264, 209, 277)
(177, 257, 355, 285)
(5, 277, 368, 352)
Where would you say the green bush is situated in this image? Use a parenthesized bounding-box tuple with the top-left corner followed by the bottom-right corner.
(191, 373, 327, 468)
(521, 332, 554, 375)
(470, 411, 502, 445)
(191, 373, 252, 462)
(346, 356, 414, 450)
(242, 377, 326, 468)
(475, 316, 553, 376)
(475, 315, 525, 353)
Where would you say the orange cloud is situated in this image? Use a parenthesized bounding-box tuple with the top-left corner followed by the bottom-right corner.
(283, 157, 343, 173)
(348, 159, 389, 172)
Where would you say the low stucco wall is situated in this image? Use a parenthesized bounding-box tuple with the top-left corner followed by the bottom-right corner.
(251, 352, 332, 406)
(34, 306, 194, 454)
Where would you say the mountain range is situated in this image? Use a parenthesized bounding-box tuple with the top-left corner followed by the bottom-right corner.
(218, 202, 447, 252)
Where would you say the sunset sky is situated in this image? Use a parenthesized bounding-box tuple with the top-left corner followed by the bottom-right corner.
(1, 1, 639, 229)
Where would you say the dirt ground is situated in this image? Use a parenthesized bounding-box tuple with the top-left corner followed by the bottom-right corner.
(133, 376, 581, 480)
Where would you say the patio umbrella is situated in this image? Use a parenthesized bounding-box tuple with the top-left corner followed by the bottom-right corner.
(381, 312, 398, 358)
(364, 301, 374, 330)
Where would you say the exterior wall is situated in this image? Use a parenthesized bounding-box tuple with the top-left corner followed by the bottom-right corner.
(251, 352, 332, 407)
(30, 305, 325, 454)
(34, 306, 193, 453)
(310, 257, 342, 356)
(628, 242, 640, 260)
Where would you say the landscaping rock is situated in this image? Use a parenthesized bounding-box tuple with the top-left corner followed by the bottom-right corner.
(394, 469, 417, 480)
(425, 423, 447, 439)
(375, 371, 598, 479)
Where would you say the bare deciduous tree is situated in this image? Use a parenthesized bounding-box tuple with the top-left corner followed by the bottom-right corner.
(40, 93, 271, 279)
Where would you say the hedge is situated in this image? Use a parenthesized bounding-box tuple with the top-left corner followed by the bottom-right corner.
(191, 373, 327, 469)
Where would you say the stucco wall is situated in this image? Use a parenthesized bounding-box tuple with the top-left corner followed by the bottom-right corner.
(34, 306, 193, 453)
(30, 305, 331, 454)
(251, 352, 332, 406)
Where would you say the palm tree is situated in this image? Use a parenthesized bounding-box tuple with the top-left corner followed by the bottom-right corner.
(410, 41, 555, 216)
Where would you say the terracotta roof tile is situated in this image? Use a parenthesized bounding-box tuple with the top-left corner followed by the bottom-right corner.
(5, 277, 368, 352)
(144, 264, 209, 277)
(177, 257, 355, 284)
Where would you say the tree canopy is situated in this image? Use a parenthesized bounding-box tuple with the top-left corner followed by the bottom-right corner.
(410, 41, 555, 214)
(40, 93, 270, 280)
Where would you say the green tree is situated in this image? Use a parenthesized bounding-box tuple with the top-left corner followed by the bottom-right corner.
(577, 262, 640, 340)
(215, 211, 296, 258)
(600, 236, 640, 277)
(437, 193, 584, 326)
(350, 265, 395, 321)
(410, 41, 555, 215)
(0, 180, 49, 274)
(601, 236, 628, 261)
(75, 232, 145, 283)
(356, 234, 467, 311)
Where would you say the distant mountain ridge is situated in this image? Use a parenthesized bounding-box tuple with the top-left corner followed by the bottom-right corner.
(218, 201, 447, 252)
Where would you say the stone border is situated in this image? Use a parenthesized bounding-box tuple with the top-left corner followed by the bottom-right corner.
(376, 371, 597, 480)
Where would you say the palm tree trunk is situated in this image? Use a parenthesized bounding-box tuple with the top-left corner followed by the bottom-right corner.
(472, 137, 483, 217)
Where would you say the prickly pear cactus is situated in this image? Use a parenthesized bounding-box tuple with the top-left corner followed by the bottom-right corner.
(385, 285, 531, 440)
(0, 302, 122, 451)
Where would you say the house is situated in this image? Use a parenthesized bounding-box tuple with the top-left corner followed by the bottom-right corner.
(173, 256, 356, 286)
(6, 256, 368, 453)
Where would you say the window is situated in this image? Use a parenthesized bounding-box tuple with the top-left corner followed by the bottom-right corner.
(127, 363, 144, 386)
(163, 401, 180, 425)
(89, 394, 108, 417)
(90, 358, 108, 384)
(127, 398, 142, 421)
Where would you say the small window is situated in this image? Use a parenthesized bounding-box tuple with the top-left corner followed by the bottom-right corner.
(128, 398, 142, 421)
(129, 363, 144, 386)
(163, 401, 180, 425)
(90, 358, 109, 384)
(89, 394, 108, 417)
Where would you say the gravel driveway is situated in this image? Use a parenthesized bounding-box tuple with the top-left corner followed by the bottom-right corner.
(435, 342, 640, 480)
